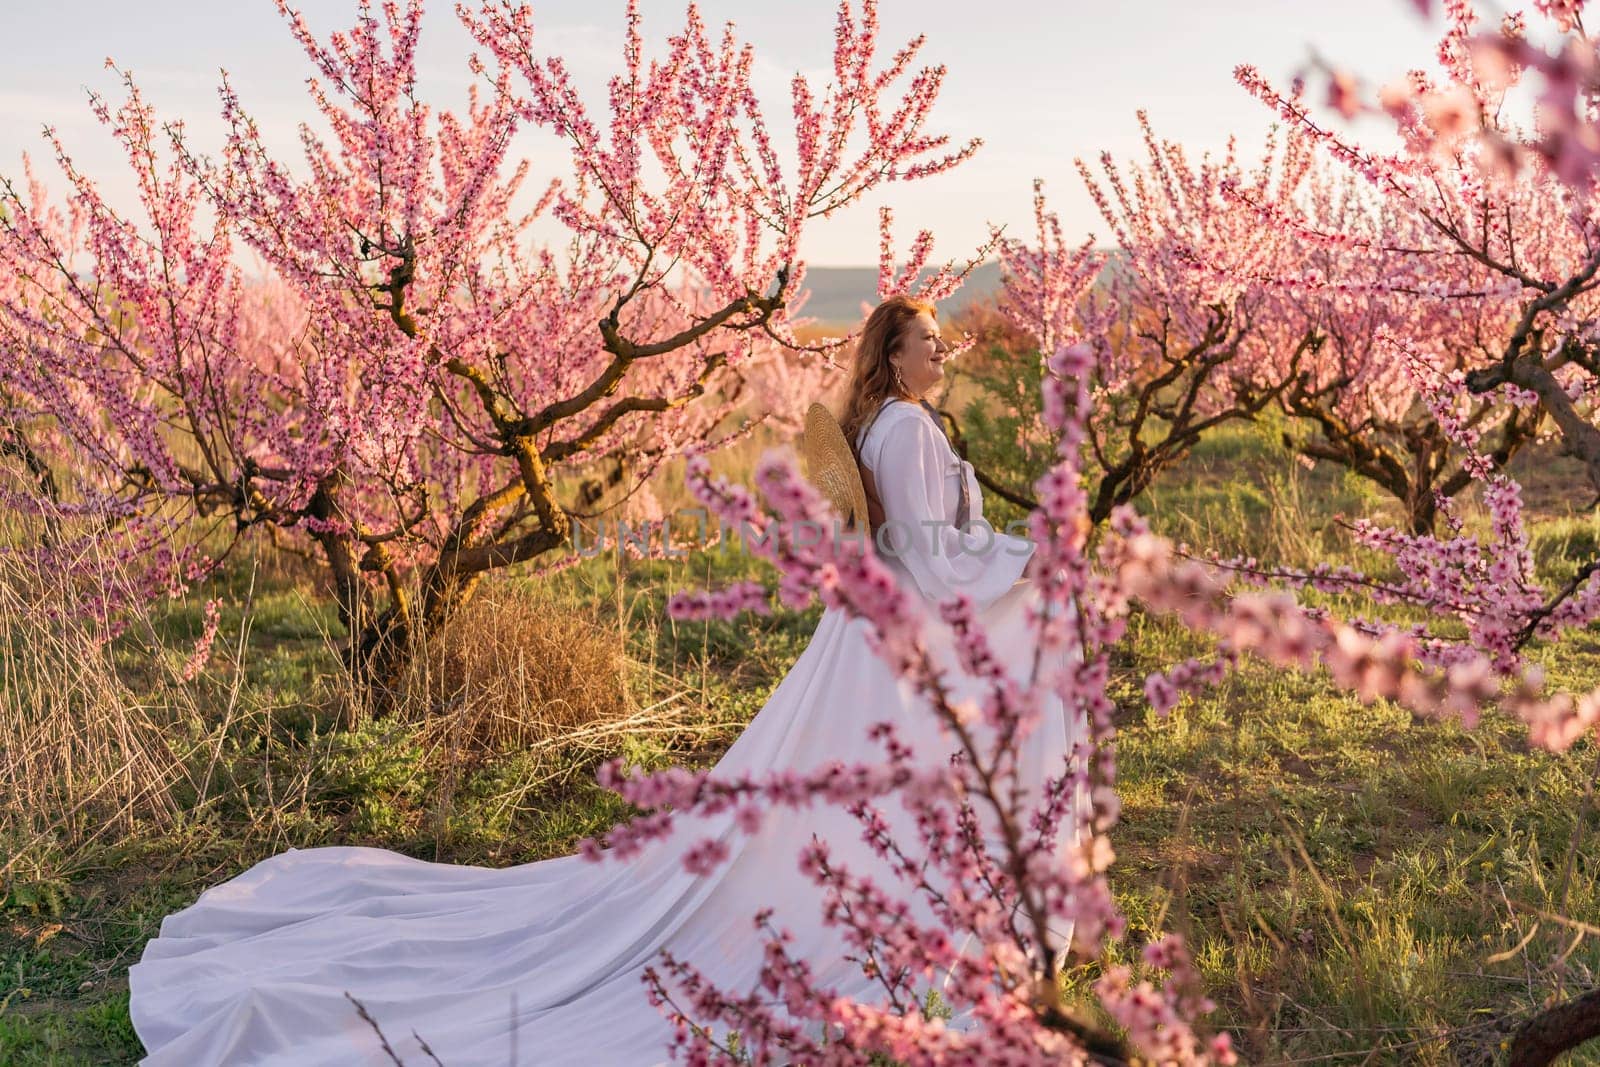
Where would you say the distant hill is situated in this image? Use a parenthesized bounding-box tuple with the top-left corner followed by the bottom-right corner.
(796, 262, 1004, 327)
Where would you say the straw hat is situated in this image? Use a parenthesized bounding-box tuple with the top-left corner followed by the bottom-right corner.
(800, 402, 869, 529)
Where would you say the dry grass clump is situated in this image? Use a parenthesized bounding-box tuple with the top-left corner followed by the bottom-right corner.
(393, 580, 634, 756)
(0, 539, 206, 883)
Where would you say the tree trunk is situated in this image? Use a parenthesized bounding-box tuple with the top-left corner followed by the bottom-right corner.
(1404, 483, 1438, 537)
(307, 478, 385, 726)
(347, 567, 486, 720)
(1508, 987, 1600, 1067)
(0, 418, 64, 546)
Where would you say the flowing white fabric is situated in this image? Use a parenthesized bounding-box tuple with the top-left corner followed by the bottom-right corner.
(129, 399, 1083, 1066)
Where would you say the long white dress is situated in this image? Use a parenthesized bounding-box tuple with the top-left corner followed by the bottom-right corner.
(128, 399, 1082, 1066)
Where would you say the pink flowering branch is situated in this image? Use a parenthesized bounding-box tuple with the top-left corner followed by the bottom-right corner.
(179, 599, 223, 683)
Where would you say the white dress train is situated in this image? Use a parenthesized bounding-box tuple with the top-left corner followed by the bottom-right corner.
(129, 399, 1084, 1066)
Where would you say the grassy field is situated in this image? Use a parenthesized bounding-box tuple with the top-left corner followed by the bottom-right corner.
(2, 419, 1598, 1065)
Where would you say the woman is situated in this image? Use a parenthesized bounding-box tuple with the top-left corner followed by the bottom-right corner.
(129, 295, 1082, 1066)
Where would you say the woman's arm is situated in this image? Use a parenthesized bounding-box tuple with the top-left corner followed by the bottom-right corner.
(869, 412, 1032, 609)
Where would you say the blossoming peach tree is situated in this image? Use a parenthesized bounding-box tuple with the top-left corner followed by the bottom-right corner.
(0, 0, 973, 698)
(980, 117, 1325, 529)
(988, 106, 1548, 535)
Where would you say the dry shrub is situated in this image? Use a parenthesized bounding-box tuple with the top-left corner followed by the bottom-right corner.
(394, 580, 633, 756)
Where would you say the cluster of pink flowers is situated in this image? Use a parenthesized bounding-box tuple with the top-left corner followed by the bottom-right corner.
(179, 598, 223, 683)
(1098, 935, 1236, 1067)
(667, 581, 772, 622)
(1534, 0, 1587, 33)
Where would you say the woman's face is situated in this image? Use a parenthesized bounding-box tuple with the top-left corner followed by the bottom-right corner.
(891, 311, 949, 398)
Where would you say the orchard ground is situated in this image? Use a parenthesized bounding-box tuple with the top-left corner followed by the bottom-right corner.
(2, 413, 1599, 1066)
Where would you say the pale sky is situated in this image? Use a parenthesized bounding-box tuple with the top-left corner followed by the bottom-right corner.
(0, 1, 1448, 265)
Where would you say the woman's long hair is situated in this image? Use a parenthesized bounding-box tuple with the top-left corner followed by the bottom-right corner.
(838, 294, 937, 449)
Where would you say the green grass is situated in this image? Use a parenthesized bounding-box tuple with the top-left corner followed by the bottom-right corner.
(0, 994, 139, 1066)
(1104, 615, 1600, 1063)
(3, 422, 1599, 1064)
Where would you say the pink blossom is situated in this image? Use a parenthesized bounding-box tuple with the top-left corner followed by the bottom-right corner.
(179, 598, 222, 682)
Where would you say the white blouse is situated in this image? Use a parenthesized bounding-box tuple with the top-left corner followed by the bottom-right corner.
(855, 399, 1033, 610)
